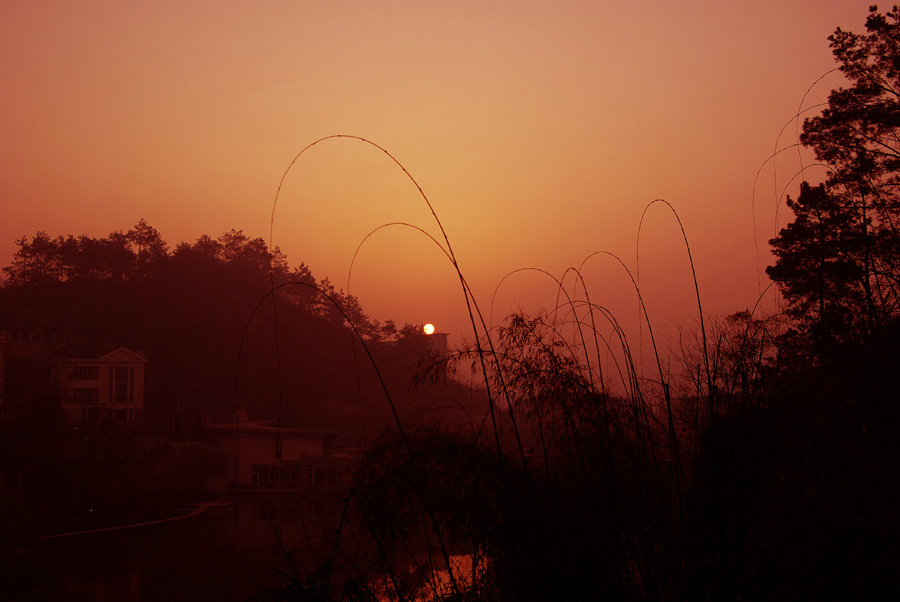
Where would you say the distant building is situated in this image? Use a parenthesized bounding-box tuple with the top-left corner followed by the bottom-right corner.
(207, 420, 355, 491)
(51, 347, 148, 427)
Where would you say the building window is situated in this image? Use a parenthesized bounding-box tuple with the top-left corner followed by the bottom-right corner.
(114, 367, 129, 402)
(108, 366, 137, 404)
(73, 388, 99, 403)
(252, 463, 302, 488)
(307, 465, 342, 487)
(252, 464, 268, 487)
(73, 366, 99, 380)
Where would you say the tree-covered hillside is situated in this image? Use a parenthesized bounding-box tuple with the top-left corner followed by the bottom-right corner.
(0, 220, 444, 431)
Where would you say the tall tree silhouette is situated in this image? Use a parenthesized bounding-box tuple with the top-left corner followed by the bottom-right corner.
(126, 218, 168, 277)
(767, 182, 869, 346)
(770, 5, 900, 346)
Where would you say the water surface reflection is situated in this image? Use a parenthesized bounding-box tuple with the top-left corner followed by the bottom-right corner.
(7, 494, 345, 601)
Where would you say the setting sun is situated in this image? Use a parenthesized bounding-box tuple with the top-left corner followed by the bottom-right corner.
(0, 2, 890, 599)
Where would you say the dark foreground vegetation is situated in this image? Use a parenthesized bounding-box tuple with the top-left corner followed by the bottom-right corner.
(281, 7, 900, 601)
(2, 5, 900, 602)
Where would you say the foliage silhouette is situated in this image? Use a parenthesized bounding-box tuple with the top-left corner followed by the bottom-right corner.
(769, 5, 900, 350)
(4, 7, 900, 600)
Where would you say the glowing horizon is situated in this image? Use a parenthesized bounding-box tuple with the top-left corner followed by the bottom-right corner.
(1, 0, 872, 354)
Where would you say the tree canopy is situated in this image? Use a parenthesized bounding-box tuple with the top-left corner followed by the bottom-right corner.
(0, 220, 438, 430)
(768, 5, 900, 348)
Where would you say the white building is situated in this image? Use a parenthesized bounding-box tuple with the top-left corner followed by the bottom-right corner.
(51, 347, 147, 427)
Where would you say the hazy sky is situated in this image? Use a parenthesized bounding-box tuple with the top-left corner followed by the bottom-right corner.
(1, 0, 873, 360)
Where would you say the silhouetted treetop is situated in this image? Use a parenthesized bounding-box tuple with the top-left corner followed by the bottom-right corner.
(769, 6, 900, 349)
(767, 182, 872, 344)
(0, 220, 433, 426)
(803, 5, 900, 197)
(126, 218, 168, 271)
(4, 221, 289, 287)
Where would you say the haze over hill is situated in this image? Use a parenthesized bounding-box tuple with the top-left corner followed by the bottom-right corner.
(3, 2, 899, 600)
(0, 0, 872, 354)
(0, 222, 468, 431)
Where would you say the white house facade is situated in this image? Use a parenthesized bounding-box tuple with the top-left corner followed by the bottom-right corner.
(52, 347, 147, 427)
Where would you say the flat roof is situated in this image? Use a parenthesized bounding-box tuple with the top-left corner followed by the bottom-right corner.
(206, 419, 339, 437)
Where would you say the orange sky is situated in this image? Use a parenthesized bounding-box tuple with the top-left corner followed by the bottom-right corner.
(0, 0, 873, 368)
